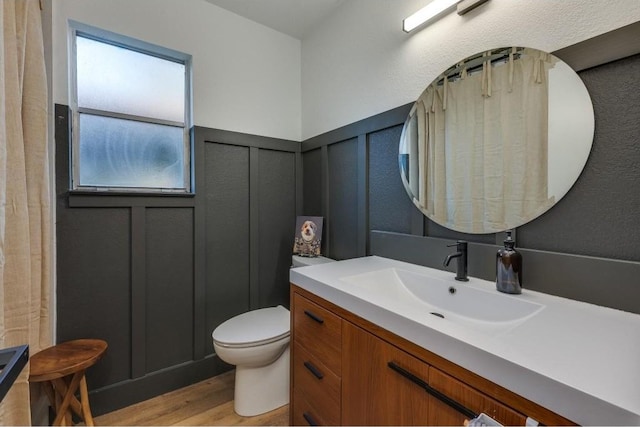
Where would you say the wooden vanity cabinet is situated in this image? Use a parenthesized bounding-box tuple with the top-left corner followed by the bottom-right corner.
(342, 321, 430, 425)
(290, 285, 576, 426)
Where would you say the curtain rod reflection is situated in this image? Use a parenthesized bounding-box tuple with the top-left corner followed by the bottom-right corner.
(437, 47, 524, 85)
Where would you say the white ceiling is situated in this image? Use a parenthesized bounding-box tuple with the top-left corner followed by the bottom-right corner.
(204, 0, 346, 40)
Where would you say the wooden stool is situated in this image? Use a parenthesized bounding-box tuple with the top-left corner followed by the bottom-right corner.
(29, 339, 107, 426)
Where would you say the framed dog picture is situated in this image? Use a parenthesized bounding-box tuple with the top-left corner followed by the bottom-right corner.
(293, 216, 323, 257)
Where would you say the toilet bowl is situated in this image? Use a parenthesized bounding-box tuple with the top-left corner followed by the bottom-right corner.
(212, 305, 290, 416)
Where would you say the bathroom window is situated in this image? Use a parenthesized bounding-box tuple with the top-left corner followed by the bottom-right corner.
(69, 22, 193, 193)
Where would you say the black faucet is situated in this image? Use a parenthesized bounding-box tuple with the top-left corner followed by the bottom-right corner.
(443, 241, 469, 282)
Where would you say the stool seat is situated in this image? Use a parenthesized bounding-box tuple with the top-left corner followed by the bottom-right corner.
(30, 339, 107, 426)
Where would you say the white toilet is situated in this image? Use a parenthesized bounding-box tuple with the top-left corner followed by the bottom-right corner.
(212, 255, 335, 416)
(212, 305, 290, 416)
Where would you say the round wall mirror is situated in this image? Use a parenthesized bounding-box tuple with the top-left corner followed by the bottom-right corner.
(399, 47, 594, 234)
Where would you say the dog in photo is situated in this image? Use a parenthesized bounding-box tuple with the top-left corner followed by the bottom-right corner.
(293, 216, 323, 257)
(300, 220, 317, 243)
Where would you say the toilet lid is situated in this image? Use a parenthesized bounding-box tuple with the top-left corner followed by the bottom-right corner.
(212, 305, 290, 347)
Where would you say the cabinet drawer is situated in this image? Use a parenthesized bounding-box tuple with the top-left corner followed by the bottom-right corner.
(293, 342, 341, 425)
(293, 293, 342, 375)
(292, 391, 331, 426)
(429, 367, 527, 426)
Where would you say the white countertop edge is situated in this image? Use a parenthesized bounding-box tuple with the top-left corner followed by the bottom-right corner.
(290, 257, 640, 426)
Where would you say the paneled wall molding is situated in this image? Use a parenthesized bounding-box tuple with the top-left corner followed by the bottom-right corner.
(321, 145, 330, 254)
(356, 134, 368, 255)
(67, 195, 195, 208)
(302, 104, 412, 152)
(195, 126, 300, 311)
(57, 107, 300, 415)
(130, 206, 147, 379)
(301, 105, 413, 258)
(249, 146, 260, 310)
(553, 20, 640, 72)
(192, 126, 207, 361)
(194, 126, 300, 152)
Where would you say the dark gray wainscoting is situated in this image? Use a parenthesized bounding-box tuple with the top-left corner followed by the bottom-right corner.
(55, 106, 301, 414)
(301, 25, 640, 315)
(302, 105, 414, 258)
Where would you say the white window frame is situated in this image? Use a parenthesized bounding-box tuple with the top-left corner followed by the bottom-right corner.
(68, 21, 193, 193)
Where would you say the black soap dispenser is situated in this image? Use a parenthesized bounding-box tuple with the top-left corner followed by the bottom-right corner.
(496, 230, 522, 294)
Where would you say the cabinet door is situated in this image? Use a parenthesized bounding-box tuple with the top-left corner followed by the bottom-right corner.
(342, 322, 430, 425)
(428, 367, 527, 426)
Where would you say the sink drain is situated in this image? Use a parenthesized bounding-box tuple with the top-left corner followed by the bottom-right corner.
(430, 312, 445, 319)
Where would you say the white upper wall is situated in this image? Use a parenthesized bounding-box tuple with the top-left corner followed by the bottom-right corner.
(301, 0, 640, 140)
(52, 0, 640, 142)
(52, 0, 302, 141)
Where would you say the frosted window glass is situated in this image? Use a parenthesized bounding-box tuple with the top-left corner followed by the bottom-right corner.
(79, 114, 185, 189)
(77, 36, 185, 123)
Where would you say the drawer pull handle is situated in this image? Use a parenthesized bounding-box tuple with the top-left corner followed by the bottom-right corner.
(303, 412, 318, 426)
(303, 361, 324, 379)
(304, 310, 324, 324)
(388, 361, 477, 420)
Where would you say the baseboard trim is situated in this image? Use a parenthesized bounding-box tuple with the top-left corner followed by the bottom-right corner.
(88, 355, 232, 416)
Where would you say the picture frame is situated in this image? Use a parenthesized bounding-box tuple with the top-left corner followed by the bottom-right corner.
(293, 216, 323, 257)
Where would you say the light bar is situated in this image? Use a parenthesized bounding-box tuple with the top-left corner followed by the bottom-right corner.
(403, 0, 460, 33)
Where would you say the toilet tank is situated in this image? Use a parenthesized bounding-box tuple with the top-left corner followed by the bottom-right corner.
(291, 255, 335, 268)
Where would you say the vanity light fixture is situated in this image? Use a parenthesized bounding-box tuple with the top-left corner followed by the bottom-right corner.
(403, 0, 459, 32)
(403, 0, 490, 33)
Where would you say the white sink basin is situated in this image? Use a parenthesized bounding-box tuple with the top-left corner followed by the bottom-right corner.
(341, 267, 544, 334)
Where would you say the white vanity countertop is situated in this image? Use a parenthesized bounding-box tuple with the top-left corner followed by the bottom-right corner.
(289, 256, 640, 426)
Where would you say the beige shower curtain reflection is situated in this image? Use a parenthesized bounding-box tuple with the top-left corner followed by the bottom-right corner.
(416, 48, 556, 233)
(1, 0, 51, 424)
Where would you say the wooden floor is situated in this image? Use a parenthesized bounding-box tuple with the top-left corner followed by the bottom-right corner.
(93, 371, 289, 426)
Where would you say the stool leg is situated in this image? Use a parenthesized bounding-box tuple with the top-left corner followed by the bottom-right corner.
(79, 375, 95, 426)
(41, 382, 63, 426)
(53, 372, 83, 426)
(51, 379, 67, 425)
(41, 382, 56, 409)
